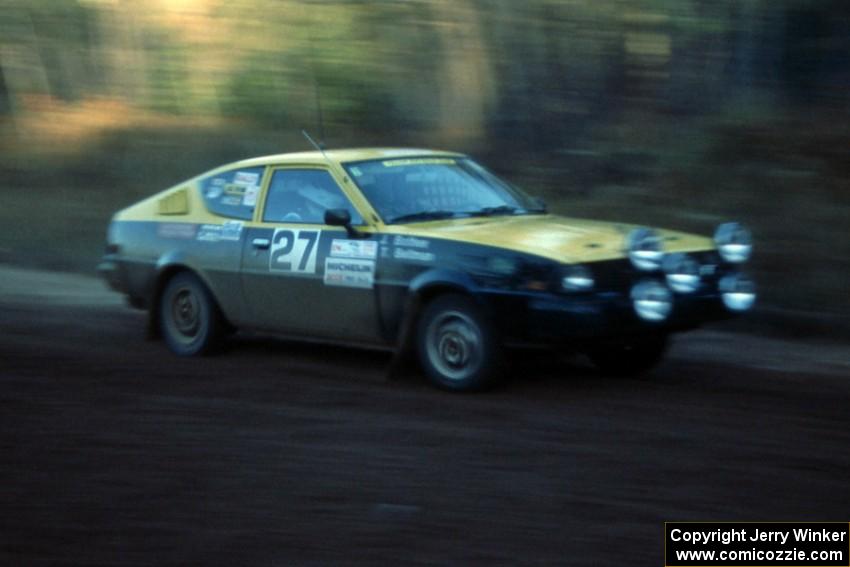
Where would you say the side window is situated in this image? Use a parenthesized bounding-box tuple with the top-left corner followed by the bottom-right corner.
(199, 166, 264, 220)
(263, 169, 363, 225)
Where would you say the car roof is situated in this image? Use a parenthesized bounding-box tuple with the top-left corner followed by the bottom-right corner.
(228, 148, 466, 169)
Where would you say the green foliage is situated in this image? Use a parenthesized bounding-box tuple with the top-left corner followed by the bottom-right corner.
(222, 51, 290, 126)
(145, 32, 192, 114)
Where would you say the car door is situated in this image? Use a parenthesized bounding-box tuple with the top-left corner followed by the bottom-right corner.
(239, 167, 384, 343)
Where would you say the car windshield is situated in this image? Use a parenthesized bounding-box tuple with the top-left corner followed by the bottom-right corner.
(342, 157, 544, 224)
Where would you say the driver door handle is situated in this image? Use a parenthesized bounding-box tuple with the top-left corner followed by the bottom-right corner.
(252, 238, 271, 250)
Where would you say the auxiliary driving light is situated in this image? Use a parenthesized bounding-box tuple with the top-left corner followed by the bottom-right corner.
(714, 222, 752, 264)
(626, 228, 664, 271)
(561, 264, 594, 292)
(631, 280, 673, 322)
(662, 253, 700, 293)
(719, 273, 756, 312)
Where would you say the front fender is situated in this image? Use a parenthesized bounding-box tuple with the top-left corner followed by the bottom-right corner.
(387, 268, 487, 354)
(409, 268, 479, 296)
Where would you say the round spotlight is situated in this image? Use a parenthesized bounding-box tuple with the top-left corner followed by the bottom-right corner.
(714, 222, 752, 264)
(719, 273, 756, 312)
(626, 228, 664, 271)
(631, 280, 673, 322)
(662, 253, 700, 293)
(562, 264, 594, 292)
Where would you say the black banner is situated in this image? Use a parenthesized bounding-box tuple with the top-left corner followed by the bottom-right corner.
(665, 522, 850, 566)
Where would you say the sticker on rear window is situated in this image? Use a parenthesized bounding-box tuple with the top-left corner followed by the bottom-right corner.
(242, 185, 259, 207)
(234, 171, 260, 187)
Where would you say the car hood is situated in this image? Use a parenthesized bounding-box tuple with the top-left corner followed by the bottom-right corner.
(388, 214, 715, 264)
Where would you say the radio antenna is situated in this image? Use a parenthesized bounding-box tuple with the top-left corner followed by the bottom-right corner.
(314, 77, 326, 148)
(302, 129, 328, 158)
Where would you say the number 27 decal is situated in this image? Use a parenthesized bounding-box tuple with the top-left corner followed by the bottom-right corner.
(270, 229, 320, 273)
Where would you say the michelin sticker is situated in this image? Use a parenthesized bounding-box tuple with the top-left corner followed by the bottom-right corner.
(324, 258, 375, 289)
(330, 239, 378, 259)
(197, 220, 244, 242)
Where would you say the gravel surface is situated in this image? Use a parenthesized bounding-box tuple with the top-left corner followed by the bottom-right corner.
(1, 266, 849, 565)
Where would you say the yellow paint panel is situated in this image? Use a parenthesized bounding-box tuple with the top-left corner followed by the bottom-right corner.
(157, 188, 190, 215)
(386, 215, 714, 264)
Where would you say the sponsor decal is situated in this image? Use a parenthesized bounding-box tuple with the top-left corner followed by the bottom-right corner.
(221, 195, 242, 206)
(233, 171, 261, 207)
(393, 248, 436, 263)
(330, 239, 378, 259)
(234, 171, 260, 187)
(157, 223, 197, 240)
(197, 221, 244, 242)
(393, 235, 429, 249)
(380, 235, 391, 258)
(242, 185, 259, 207)
(205, 178, 225, 199)
(324, 258, 375, 289)
(382, 158, 456, 167)
(270, 229, 320, 273)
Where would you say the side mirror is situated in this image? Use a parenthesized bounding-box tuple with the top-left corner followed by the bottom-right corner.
(324, 208, 351, 226)
(324, 208, 362, 239)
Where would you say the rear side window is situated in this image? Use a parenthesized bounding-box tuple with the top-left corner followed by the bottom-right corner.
(199, 166, 265, 220)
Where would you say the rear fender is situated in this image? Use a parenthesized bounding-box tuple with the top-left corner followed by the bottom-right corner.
(146, 251, 220, 339)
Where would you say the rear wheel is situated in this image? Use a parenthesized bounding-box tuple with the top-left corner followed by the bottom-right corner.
(416, 294, 501, 391)
(159, 272, 224, 356)
(586, 335, 668, 377)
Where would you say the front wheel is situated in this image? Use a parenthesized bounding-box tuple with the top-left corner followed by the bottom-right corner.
(159, 272, 224, 356)
(416, 294, 502, 391)
(586, 335, 668, 377)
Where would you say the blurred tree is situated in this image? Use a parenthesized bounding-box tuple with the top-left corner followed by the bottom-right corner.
(0, 61, 10, 115)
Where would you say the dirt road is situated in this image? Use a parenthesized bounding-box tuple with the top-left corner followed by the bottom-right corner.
(1, 266, 848, 565)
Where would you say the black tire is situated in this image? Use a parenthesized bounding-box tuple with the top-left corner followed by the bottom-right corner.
(415, 294, 502, 392)
(587, 335, 668, 377)
(158, 272, 225, 356)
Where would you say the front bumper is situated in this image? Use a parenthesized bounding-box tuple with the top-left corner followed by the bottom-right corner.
(97, 257, 125, 293)
(487, 287, 737, 345)
(527, 290, 731, 341)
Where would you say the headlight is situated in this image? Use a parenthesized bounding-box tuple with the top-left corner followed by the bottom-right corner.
(662, 253, 700, 293)
(714, 222, 752, 264)
(561, 264, 594, 292)
(719, 272, 756, 311)
(626, 227, 664, 271)
(630, 280, 673, 322)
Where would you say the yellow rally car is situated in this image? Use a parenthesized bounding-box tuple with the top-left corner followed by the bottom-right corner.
(98, 148, 755, 391)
